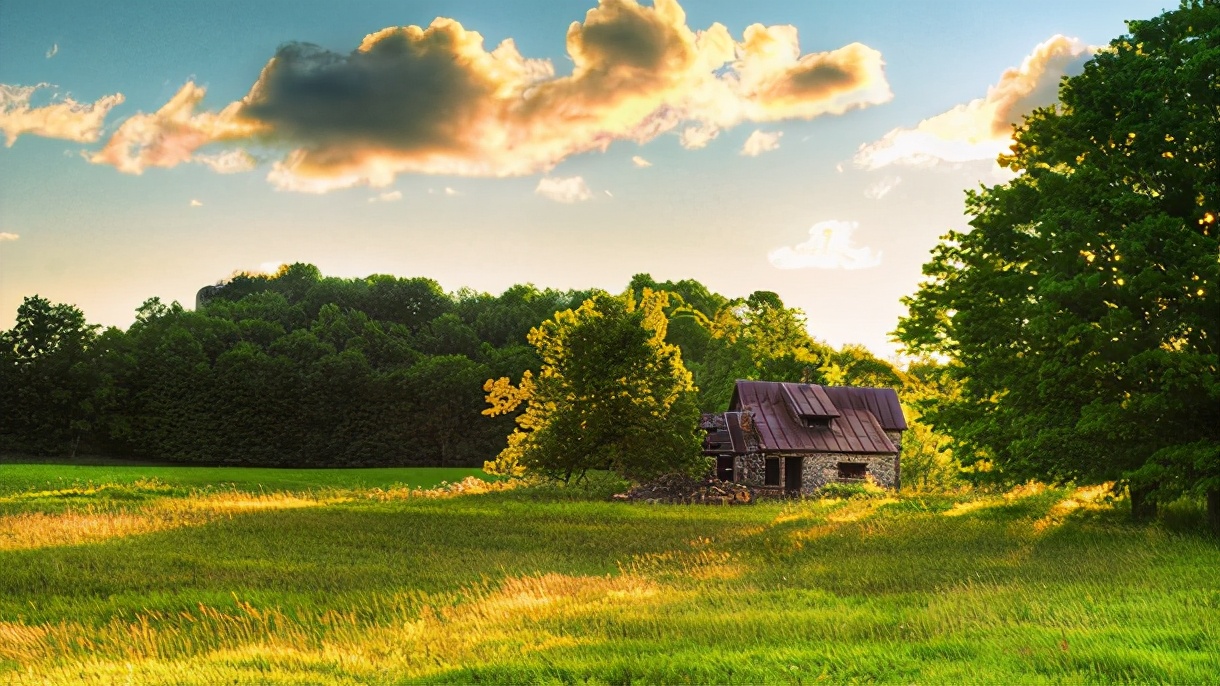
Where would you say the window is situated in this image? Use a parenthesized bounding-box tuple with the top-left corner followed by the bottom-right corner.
(837, 462, 867, 481)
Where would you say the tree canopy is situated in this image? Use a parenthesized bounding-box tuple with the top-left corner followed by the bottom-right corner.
(483, 290, 705, 483)
(895, 2, 1219, 521)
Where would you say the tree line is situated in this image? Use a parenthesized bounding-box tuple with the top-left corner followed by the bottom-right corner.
(2, 266, 946, 476)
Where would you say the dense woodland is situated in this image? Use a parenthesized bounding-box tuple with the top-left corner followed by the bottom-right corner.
(1, 267, 951, 478)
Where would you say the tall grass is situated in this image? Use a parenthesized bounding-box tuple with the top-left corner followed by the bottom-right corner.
(0, 465, 1216, 684)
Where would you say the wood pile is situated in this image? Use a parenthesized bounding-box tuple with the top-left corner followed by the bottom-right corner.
(613, 473, 754, 505)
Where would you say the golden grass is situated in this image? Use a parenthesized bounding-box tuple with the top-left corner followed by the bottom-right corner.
(0, 477, 519, 552)
(0, 572, 667, 685)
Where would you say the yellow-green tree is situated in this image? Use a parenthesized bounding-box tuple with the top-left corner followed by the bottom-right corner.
(483, 290, 705, 483)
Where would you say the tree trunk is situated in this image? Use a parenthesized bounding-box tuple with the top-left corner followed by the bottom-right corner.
(1208, 488, 1219, 537)
(1129, 483, 1158, 521)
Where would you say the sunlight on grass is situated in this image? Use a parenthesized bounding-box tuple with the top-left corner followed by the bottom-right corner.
(1, 572, 668, 685)
(942, 499, 996, 517)
(1032, 483, 1113, 534)
(1, 467, 1216, 684)
(0, 476, 515, 552)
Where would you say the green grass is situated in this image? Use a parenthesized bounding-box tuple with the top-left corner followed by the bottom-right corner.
(0, 466, 1216, 684)
(0, 463, 486, 496)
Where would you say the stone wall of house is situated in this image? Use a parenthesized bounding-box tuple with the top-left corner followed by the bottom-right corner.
(736, 453, 766, 488)
(885, 430, 904, 491)
(800, 452, 898, 493)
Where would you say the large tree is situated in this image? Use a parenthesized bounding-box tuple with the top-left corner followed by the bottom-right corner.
(895, 2, 1219, 527)
(0, 296, 105, 454)
(483, 290, 705, 483)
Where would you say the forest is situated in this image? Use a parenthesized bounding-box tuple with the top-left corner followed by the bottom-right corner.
(0, 267, 953, 480)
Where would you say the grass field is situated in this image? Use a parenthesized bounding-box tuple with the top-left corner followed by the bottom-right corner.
(0, 464, 1217, 684)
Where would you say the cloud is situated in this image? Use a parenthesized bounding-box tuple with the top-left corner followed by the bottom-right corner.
(768, 220, 881, 270)
(0, 83, 124, 146)
(536, 175, 593, 203)
(0, 232, 19, 241)
(854, 35, 1091, 170)
(679, 123, 719, 150)
(368, 190, 402, 202)
(90, 0, 891, 191)
(741, 129, 781, 156)
(87, 82, 260, 174)
(444, 187, 460, 196)
(194, 149, 256, 174)
(631, 155, 652, 167)
(46, 44, 58, 59)
(864, 175, 901, 199)
(189, 199, 203, 207)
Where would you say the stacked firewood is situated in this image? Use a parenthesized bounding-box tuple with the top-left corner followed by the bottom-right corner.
(613, 473, 754, 505)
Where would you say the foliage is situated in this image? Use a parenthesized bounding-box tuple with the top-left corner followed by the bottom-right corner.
(484, 290, 705, 483)
(898, 359, 966, 491)
(4, 264, 939, 472)
(1, 464, 1217, 683)
(894, 3, 1220, 516)
(0, 296, 106, 454)
(816, 478, 888, 500)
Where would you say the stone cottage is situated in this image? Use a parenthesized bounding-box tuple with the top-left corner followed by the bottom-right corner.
(701, 380, 906, 494)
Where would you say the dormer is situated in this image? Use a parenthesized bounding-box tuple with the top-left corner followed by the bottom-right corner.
(779, 382, 839, 429)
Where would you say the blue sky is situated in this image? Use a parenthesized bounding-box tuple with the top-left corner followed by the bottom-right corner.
(0, 0, 1170, 356)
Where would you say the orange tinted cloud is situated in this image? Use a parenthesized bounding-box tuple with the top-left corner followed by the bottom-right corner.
(87, 82, 262, 174)
(854, 35, 1090, 169)
(91, 0, 891, 191)
(0, 83, 123, 146)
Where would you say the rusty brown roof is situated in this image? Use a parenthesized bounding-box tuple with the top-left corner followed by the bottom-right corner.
(822, 386, 907, 431)
(727, 380, 902, 454)
(701, 411, 750, 454)
(779, 382, 840, 419)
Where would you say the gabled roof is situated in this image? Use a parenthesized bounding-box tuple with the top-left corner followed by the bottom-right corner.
(726, 380, 904, 455)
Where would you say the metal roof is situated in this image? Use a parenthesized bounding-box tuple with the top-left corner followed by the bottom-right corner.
(822, 385, 907, 431)
(725, 380, 903, 454)
(779, 382, 840, 419)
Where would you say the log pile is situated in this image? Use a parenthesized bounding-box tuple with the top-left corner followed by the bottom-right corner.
(613, 473, 754, 505)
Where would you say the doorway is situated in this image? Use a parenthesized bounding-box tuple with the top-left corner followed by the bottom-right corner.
(784, 456, 803, 492)
(716, 456, 734, 482)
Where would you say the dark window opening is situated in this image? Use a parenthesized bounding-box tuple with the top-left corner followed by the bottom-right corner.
(801, 417, 831, 429)
(837, 462, 867, 481)
(785, 456, 803, 491)
(716, 456, 734, 482)
(764, 457, 780, 486)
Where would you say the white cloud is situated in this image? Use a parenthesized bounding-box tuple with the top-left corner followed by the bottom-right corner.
(189, 199, 203, 207)
(0, 83, 124, 146)
(679, 124, 719, 150)
(46, 44, 58, 59)
(194, 149, 256, 174)
(768, 220, 881, 270)
(741, 129, 782, 156)
(258, 261, 285, 275)
(444, 187, 460, 196)
(631, 155, 652, 168)
(854, 35, 1091, 170)
(0, 232, 19, 241)
(535, 176, 593, 203)
(864, 175, 901, 199)
(368, 190, 402, 203)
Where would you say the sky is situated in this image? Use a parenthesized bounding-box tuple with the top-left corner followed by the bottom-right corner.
(0, 0, 1172, 357)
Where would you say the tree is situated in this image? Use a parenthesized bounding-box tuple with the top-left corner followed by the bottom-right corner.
(0, 296, 104, 454)
(483, 290, 705, 483)
(696, 292, 833, 410)
(895, 2, 1219, 526)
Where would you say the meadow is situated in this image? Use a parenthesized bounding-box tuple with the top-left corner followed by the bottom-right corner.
(0, 464, 1217, 684)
